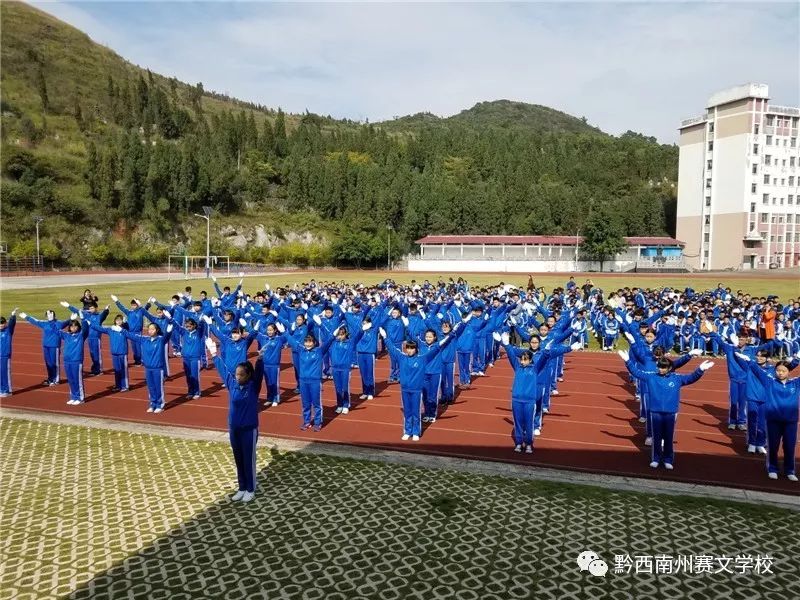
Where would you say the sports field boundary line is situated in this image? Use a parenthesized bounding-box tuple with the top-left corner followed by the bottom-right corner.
(3, 407, 796, 512)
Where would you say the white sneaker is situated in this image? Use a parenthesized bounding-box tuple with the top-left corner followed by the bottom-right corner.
(768, 472, 778, 480)
(737, 424, 747, 431)
(747, 445, 756, 453)
(557, 377, 564, 382)
(542, 408, 549, 414)
(788, 474, 798, 482)
(551, 390, 559, 396)
(359, 394, 367, 400)
(756, 446, 767, 455)
(335, 407, 343, 414)
(192, 395, 200, 400)
(727, 424, 736, 430)
(401, 434, 410, 441)
(67, 400, 76, 405)
(341, 407, 349, 414)
(514, 444, 522, 452)
(645, 437, 653, 446)
(241, 491, 255, 502)
(411, 435, 420, 441)
(146, 407, 154, 413)
(421, 416, 430, 423)
(664, 463, 674, 470)
(533, 428, 541, 436)
(231, 490, 245, 501)
(524, 446, 533, 454)
(638, 416, 647, 423)
(366, 395, 373, 400)
(428, 417, 436, 423)
(271, 401, 279, 407)
(154, 408, 163, 414)
(649, 461, 659, 468)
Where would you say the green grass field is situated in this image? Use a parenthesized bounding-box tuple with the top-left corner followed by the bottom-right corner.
(2, 418, 799, 599)
(1, 271, 798, 321)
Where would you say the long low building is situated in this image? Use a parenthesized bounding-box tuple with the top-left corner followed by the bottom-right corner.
(407, 235, 685, 273)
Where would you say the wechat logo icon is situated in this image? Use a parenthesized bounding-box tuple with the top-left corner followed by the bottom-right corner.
(577, 550, 609, 577)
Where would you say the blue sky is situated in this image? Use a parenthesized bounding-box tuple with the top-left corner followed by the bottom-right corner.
(30, 1, 800, 143)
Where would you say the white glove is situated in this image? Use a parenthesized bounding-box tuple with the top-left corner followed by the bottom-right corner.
(211, 298, 220, 307)
(60, 301, 69, 308)
(614, 313, 623, 323)
(238, 271, 245, 278)
(290, 323, 296, 332)
(492, 332, 501, 342)
(239, 318, 247, 327)
(202, 315, 213, 324)
(269, 310, 278, 317)
(794, 350, 800, 360)
(177, 292, 184, 298)
(418, 309, 426, 320)
(110, 294, 119, 302)
(484, 313, 490, 321)
(104, 305, 109, 311)
(111, 325, 122, 332)
(454, 299, 462, 308)
(162, 309, 171, 319)
(624, 332, 635, 343)
(501, 332, 510, 346)
(205, 338, 218, 356)
(730, 333, 739, 346)
(378, 327, 387, 339)
(11, 307, 18, 316)
(19, 312, 27, 320)
(275, 322, 286, 333)
(734, 352, 751, 362)
(436, 312, 444, 320)
(689, 348, 703, 356)
(313, 314, 322, 326)
(401, 316, 409, 327)
(625, 315, 633, 324)
(699, 360, 714, 371)
(362, 322, 372, 331)
(254, 320, 261, 331)
(617, 350, 629, 362)
(133, 298, 141, 306)
(148, 297, 157, 304)
(166, 324, 173, 333)
(211, 275, 217, 283)
(570, 342, 582, 351)
(265, 283, 270, 291)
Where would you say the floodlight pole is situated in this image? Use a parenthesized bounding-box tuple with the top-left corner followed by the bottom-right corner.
(194, 206, 213, 278)
(34, 216, 44, 267)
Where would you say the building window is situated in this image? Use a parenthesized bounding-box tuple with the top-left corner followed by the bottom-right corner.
(796, 233, 800, 243)
(761, 231, 768, 241)
(791, 157, 796, 167)
(704, 215, 710, 225)
(709, 122, 715, 133)
(788, 214, 794, 224)
(779, 215, 784, 223)
(763, 193, 769, 203)
(792, 137, 797, 148)
(752, 164, 758, 174)
(767, 116, 775, 126)
(753, 144, 759, 155)
(754, 124, 760, 134)
(780, 197, 784, 205)
(789, 195, 795, 204)
(706, 178, 711, 188)
(766, 135, 773, 145)
(790, 176, 795, 186)
(764, 155, 771, 165)
(760, 213, 768, 223)
(778, 236, 783, 243)
(781, 179, 786, 186)
(707, 159, 712, 170)
(750, 202, 756, 213)
(708, 141, 713, 151)
(771, 216, 777, 223)
(705, 197, 711, 207)
(764, 174, 770, 184)
(704, 233, 710, 242)
(703, 251, 709, 258)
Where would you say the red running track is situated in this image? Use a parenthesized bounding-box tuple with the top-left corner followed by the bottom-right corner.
(2, 323, 797, 496)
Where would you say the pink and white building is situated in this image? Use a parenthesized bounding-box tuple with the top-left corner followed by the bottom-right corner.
(677, 83, 800, 270)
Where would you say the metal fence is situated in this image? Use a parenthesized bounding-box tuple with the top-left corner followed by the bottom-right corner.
(0, 256, 47, 273)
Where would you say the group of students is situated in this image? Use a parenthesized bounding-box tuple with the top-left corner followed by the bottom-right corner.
(2, 276, 798, 501)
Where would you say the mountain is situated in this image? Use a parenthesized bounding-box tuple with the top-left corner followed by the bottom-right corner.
(379, 100, 603, 136)
(0, 1, 678, 270)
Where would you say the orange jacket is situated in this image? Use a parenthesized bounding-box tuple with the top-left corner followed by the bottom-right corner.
(761, 309, 776, 340)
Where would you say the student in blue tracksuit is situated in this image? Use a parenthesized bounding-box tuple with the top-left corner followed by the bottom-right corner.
(282, 327, 336, 431)
(117, 320, 173, 413)
(383, 306, 407, 382)
(501, 334, 549, 453)
(438, 320, 459, 405)
(91, 315, 130, 392)
(22, 310, 68, 385)
(112, 295, 150, 365)
(355, 315, 381, 399)
(207, 337, 263, 502)
(379, 325, 453, 440)
(739, 355, 800, 481)
(59, 316, 90, 405)
(173, 317, 206, 400)
(0, 310, 18, 396)
(256, 323, 287, 406)
(329, 323, 366, 414)
(62, 300, 109, 375)
(621, 350, 714, 469)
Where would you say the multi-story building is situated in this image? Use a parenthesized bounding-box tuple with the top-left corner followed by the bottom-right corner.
(676, 83, 800, 270)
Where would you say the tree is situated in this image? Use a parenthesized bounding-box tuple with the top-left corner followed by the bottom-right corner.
(580, 205, 628, 272)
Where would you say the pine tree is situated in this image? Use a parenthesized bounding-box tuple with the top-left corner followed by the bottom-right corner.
(273, 109, 288, 157)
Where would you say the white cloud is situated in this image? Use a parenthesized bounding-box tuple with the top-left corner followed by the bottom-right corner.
(27, 1, 800, 142)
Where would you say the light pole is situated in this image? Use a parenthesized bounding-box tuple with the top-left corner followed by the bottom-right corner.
(33, 216, 44, 267)
(387, 224, 393, 270)
(193, 206, 212, 278)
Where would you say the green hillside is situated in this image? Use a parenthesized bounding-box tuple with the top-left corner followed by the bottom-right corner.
(1, 1, 679, 269)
